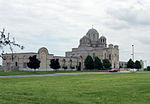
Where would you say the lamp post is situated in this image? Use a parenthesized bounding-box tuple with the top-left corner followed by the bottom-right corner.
(131, 45, 134, 62)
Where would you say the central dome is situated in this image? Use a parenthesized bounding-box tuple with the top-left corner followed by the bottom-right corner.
(86, 28, 99, 41)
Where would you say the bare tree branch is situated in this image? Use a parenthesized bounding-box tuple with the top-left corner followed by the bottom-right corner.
(0, 28, 24, 60)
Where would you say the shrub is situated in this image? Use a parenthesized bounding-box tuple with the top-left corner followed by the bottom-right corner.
(50, 59, 60, 70)
(70, 66, 75, 69)
(62, 66, 68, 69)
(27, 55, 40, 71)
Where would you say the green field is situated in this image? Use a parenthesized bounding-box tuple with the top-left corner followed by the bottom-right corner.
(0, 73, 150, 104)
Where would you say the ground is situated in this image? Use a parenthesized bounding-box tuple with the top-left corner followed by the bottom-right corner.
(0, 70, 108, 76)
(0, 73, 150, 104)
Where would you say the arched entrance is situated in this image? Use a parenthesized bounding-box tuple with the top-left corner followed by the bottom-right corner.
(38, 47, 49, 70)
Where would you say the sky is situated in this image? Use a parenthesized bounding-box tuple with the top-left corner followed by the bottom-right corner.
(0, 0, 150, 67)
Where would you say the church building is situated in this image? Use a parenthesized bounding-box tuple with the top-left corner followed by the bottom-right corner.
(66, 28, 119, 69)
(2, 28, 119, 71)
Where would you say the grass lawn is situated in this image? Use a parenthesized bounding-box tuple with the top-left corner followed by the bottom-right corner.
(0, 70, 108, 76)
(0, 73, 150, 104)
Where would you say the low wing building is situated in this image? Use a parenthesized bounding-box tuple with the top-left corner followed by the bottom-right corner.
(2, 47, 79, 71)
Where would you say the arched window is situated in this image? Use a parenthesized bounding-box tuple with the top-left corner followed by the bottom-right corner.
(15, 62, 18, 66)
(103, 39, 106, 43)
(109, 54, 111, 60)
(93, 34, 95, 41)
(63, 59, 66, 66)
(70, 59, 72, 67)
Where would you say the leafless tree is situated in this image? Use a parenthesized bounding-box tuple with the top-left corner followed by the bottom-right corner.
(0, 28, 24, 60)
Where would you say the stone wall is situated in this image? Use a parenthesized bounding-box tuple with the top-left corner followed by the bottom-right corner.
(2, 47, 80, 71)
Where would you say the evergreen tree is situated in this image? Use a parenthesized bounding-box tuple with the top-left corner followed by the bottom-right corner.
(147, 66, 150, 71)
(84, 55, 94, 69)
(50, 59, 60, 70)
(27, 55, 40, 71)
(94, 57, 103, 70)
(134, 60, 142, 69)
(103, 59, 111, 69)
(127, 59, 134, 68)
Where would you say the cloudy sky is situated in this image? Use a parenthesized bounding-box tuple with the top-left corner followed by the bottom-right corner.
(0, 0, 150, 66)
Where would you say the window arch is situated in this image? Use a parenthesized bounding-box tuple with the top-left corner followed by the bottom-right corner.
(70, 59, 72, 67)
(15, 62, 18, 66)
(93, 33, 95, 41)
(109, 54, 111, 60)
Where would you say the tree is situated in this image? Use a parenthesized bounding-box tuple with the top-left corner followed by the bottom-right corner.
(0, 29, 24, 72)
(50, 59, 60, 70)
(27, 55, 40, 71)
(94, 57, 103, 70)
(84, 55, 94, 69)
(0, 28, 24, 60)
(127, 59, 134, 68)
(103, 59, 111, 69)
(134, 60, 142, 69)
(147, 66, 150, 71)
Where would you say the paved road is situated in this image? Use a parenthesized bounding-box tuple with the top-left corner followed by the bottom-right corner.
(0, 71, 130, 78)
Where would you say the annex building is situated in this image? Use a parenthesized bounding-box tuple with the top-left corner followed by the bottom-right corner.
(2, 28, 120, 71)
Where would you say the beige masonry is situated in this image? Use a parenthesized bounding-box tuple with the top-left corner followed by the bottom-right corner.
(2, 47, 80, 71)
(66, 28, 119, 69)
(2, 28, 120, 71)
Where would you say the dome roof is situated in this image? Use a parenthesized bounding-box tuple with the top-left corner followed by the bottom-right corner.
(86, 28, 99, 35)
(100, 36, 106, 39)
(86, 28, 99, 41)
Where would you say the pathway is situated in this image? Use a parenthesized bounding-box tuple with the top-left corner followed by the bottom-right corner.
(0, 71, 130, 78)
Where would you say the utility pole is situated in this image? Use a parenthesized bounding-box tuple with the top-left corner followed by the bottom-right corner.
(131, 45, 134, 62)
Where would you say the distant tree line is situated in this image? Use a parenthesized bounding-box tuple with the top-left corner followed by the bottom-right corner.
(127, 59, 142, 69)
(145, 66, 150, 71)
(84, 55, 111, 70)
(26, 55, 143, 71)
